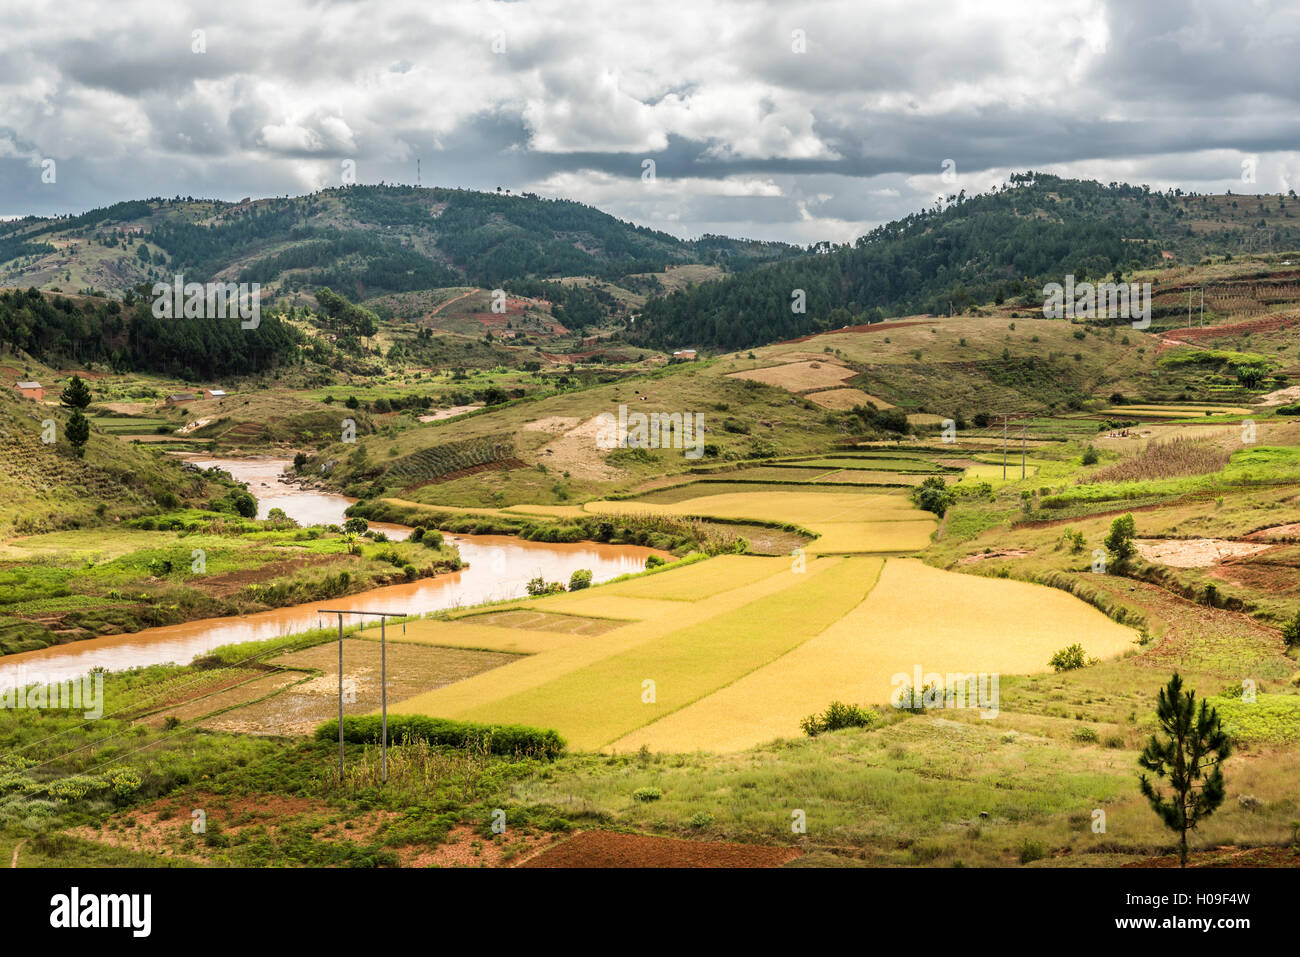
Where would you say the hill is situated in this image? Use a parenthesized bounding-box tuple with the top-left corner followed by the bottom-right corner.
(0, 186, 797, 303)
(0, 387, 228, 535)
(634, 173, 1300, 350)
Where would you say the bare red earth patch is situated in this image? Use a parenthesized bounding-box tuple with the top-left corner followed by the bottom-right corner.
(520, 830, 801, 868)
(1124, 845, 1300, 868)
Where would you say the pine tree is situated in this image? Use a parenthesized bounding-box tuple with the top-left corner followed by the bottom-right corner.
(60, 374, 92, 410)
(65, 408, 90, 458)
(1138, 673, 1231, 867)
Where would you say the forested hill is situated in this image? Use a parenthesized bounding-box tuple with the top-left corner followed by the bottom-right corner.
(633, 173, 1300, 350)
(0, 186, 797, 300)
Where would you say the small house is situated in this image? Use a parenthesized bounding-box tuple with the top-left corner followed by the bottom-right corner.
(165, 393, 199, 407)
(672, 349, 698, 360)
(202, 389, 227, 399)
(14, 381, 43, 400)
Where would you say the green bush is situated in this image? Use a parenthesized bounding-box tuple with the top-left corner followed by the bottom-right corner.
(910, 476, 956, 518)
(1104, 513, 1137, 566)
(1281, 610, 1300, 648)
(1018, 839, 1048, 864)
(632, 787, 662, 802)
(316, 715, 566, 759)
(1050, 643, 1088, 672)
(568, 569, 593, 591)
(800, 700, 881, 736)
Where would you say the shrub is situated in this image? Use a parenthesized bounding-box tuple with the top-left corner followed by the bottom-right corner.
(410, 526, 426, 543)
(632, 787, 662, 802)
(1061, 528, 1086, 554)
(317, 715, 566, 759)
(1281, 610, 1300, 648)
(800, 700, 881, 736)
(526, 576, 565, 596)
(1050, 643, 1088, 672)
(645, 554, 666, 570)
(894, 682, 939, 713)
(1017, 839, 1048, 864)
(1072, 726, 1099, 743)
(1104, 513, 1137, 566)
(1081, 445, 1099, 466)
(568, 569, 593, 591)
(910, 476, 956, 518)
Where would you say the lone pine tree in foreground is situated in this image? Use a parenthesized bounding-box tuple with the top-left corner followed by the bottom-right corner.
(1138, 673, 1230, 868)
(65, 408, 90, 459)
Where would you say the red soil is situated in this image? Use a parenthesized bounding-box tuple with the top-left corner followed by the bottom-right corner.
(520, 830, 802, 868)
(1125, 845, 1299, 868)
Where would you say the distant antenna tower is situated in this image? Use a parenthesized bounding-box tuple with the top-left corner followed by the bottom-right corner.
(417, 157, 421, 187)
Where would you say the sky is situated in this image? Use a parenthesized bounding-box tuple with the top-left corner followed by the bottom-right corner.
(3, 0, 1300, 245)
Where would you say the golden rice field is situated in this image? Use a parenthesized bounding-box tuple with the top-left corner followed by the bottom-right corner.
(581, 490, 934, 555)
(381, 480, 1135, 753)
(958, 463, 1042, 483)
(392, 556, 872, 748)
(599, 554, 788, 600)
(585, 489, 913, 523)
(610, 559, 1137, 752)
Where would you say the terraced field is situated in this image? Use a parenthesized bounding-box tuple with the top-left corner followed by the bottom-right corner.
(382, 478, 1138, 752)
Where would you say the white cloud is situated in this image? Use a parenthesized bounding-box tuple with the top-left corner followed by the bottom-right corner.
(2, 0, 1299, 240)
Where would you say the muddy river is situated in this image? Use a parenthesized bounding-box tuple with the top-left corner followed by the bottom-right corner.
(0, 457, 667, 688)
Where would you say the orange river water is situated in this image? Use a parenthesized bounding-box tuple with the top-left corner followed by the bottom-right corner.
(0, 457, 668, 689)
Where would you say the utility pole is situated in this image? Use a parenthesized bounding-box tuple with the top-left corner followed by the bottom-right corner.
(996, 413, 1033, 481)
(316, 609, 406, 784)
(1200, 286, 1204, 327)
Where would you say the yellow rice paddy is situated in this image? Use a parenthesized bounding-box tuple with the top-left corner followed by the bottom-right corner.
(387, 478, 1137, 752)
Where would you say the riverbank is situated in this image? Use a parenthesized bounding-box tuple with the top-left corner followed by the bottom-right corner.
(0, 511, 463, 659)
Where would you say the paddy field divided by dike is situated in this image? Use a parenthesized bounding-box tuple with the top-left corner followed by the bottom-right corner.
(372, 483, 1136, 753)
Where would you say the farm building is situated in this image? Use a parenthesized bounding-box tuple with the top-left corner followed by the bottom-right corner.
(202, 389, 228, 399)
(13, 381, 44, 400)
(672, 349, 698, 360)
(165, 393, 199, 406)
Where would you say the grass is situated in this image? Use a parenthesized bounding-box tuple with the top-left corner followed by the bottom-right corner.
(0, 513, 461, 653)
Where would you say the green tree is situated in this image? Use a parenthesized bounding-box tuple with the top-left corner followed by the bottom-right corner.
(60, 374, 92, 410)
(65, 408, 90, 458)
(910, 476, 956, 517)
(228, 489, 257, 519)
(1104, 512, 1137, 567)
(343, 517, 368, 535)
(1138, 674, 1231, 868)
(1281, 609, 1300, 648)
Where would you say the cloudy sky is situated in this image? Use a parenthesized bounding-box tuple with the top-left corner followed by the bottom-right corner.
(3, 0, 1300, 244)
